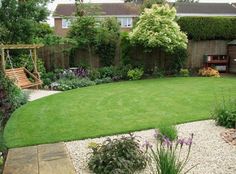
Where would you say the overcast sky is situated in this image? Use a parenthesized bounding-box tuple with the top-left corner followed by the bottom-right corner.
(47, 0, 236, 26)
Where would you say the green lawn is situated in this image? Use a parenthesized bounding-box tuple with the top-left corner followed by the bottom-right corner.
(4, 77, 236, 148)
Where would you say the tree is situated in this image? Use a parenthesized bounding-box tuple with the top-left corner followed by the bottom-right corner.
(96, 18, 120, 66)
(142, 0, 167, 10)
(0, 0, 50, 43)
(130, 4, 187, 53)
(68, 16, 98, 64)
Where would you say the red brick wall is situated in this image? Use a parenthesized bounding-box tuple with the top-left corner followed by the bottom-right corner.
(54, 18, 70, 37)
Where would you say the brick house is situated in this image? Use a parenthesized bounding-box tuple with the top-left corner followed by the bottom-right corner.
(53, 3, 140, 37)
(53, 2, 236, 37)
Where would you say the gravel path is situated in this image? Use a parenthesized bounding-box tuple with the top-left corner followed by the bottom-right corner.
(66, 120, 236, 174)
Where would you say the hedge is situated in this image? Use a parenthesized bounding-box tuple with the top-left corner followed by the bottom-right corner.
(177, 17, 236, 40)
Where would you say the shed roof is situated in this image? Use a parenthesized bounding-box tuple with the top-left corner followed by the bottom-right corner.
(228, 40, 236, 45)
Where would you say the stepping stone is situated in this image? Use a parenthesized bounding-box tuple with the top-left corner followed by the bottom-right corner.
(3, 146, 38, 174)
(38, 143, 75, 174)
(3, 142, 76, 174)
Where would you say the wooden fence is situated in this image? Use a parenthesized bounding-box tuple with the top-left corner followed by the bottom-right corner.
(38, 40, 230, 71)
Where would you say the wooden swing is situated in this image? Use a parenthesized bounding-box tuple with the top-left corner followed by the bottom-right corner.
(0, 44, 44, 89)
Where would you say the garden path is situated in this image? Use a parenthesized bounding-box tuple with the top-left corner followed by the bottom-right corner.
(24, 89, 61, 101)
(3, 142, 76, 174)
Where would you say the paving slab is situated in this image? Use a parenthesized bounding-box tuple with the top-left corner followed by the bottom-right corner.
(3, 143, 75, 174)
(3, 146, 38, 174)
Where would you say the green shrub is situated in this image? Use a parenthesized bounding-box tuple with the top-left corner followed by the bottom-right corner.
(212, 98, 236, 128)
(0, 71, 27, 127)
(98, 66, 116, 78)
(158, 124, 178, 141)
(88, 134, 147, 174)
(88, 69, 101, 80)
(120, 32, 132, 65)
(179, 69, 189, 77)
(178, 17, 236, 40)
(94, 77, 112, 85)
(127, 68, 144, 80)
(52, 78, 96, 91)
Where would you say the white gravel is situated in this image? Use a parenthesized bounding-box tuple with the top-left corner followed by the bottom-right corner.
(65, 120, 236, 174)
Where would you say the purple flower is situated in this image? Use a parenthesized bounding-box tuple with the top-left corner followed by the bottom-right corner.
(177, 138, 185, 147)
(185, 137, 193, 146)
(142, 140, 153, 150)
(162, 137, 172, 148)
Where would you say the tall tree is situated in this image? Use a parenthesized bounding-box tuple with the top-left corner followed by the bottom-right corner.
(0, 0, 51, 43)
(130, 4, 187, 53)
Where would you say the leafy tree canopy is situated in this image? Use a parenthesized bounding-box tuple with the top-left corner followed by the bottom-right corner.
(0, 0, 51, 43)
(130, 4, 187, 53)
(176, 0, 199, 3)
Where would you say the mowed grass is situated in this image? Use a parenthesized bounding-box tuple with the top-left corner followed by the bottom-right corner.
(4, 77, 236, 148)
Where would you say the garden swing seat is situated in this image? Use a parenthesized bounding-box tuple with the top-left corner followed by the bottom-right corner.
(5, 67, 42, 89)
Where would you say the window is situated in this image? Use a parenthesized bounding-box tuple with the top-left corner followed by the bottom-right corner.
(117, 17, 133, 28)
(62, 19, 71, 29)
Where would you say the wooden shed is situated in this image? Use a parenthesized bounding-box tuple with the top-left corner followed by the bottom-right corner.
(228, 40, 236, 73)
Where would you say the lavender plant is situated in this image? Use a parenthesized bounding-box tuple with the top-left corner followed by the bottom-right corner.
(145, 130, 195, 174)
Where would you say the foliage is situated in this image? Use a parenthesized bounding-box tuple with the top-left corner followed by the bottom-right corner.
(130, 4, 188, 53)
(177, 17, 236, 40)
(0, 0, 50, 43)
(168, 48, 188, 74)
(0, 71, 27, 127)
(88, 69, 101, 81)
(127, 68, 144, 80)
(33, 34, 76, 46)
(179, 69, 189, 77)
(141, 0, 167, 10)
(198, 67, 220, 77)
(34, 23, 53, 39)
(75, 0, 101, 17)
(212, 98, 236, 128)
(96, 18, 120, 66)
(6, 54, 46, 76)
(158, 125, 177, 141)
(176, 0, 199, 2)
(52, 78, 96, 91)
(146, 130, 195, 174)
(69, 16, 97, 48)
(88, 134, 147, 174)
(98, 66, 116, 78)
(94, 77, 112, 85)
(121, 32, 132, 65)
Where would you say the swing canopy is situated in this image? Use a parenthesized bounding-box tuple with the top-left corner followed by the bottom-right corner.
(0, 44, 44, 89)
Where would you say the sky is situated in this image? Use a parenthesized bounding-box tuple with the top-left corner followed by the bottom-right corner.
(47, 0, 236, 26)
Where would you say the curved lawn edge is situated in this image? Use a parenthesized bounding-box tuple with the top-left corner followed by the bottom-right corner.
(4, 77, 236, 148)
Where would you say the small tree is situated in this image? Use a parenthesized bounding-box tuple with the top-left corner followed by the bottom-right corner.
(69, 16, 97, 64)
(96, 18, 120, 66)
(130, 4, 187, 53)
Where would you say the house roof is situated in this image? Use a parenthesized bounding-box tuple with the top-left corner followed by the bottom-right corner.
(174, 3, 236, 16)
(53, 3, 140, 17)
(53, 3, 236, 18)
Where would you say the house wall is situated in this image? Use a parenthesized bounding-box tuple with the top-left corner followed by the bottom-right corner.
(54, 18, 70, 37)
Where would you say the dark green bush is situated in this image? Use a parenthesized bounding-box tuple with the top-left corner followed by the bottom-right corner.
(88, 134, 147, 174)
(98, 66, 116, 78)
(178, 17, 236, 40)
(120, 32, 132, 65)
(212, 98, 236, 128)
(179, 69, 189, 77)
(0, 71, 27, 127)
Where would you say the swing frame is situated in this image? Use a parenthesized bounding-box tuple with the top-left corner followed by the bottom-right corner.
(0, 44, 44, 89)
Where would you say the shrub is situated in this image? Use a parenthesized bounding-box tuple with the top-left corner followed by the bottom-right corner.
(212, 98, 236, 128)
(178, 17, 236, 40)
(94, 77, 112, 85)
(198, 67, 220, 77)
(127, 68, 144, 80)
(88, 134, 147, 174)
(145, 130, 195, 174)
(88, 69, 101, 80)
(179, 69, 189, 77)
(98, 66, 116, 78)
(52, 78, 95, 91)
(158, 125, 177, 141)
(0, 71, 27, 127)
